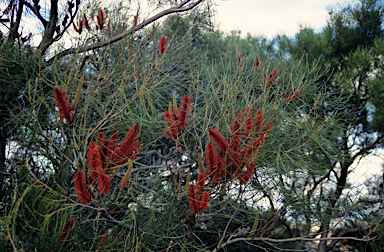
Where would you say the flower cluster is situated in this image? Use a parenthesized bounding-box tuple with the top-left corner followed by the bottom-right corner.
(74, 125, 141, 203)
(73, 9, 106, 34)
(164, 95, 192, 142)
(188, 174, 210, 215)
(206, 108, 273, 185)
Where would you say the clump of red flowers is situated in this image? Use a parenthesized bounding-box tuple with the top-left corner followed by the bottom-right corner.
(73, 14, 91, 34)
(53, 87, 74, 123)
(164, 95, 192, 142)
(205, 108, 273, 185)
(159, 36, 167, 54)
(74, 125, 141, 203)
(188, 173, 210, 215)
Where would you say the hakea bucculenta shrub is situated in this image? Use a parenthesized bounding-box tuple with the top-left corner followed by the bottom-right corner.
(206, 108, 273, 185)
(164, 95, 192, 142)
(188, 173, 210, 215)
(53, 87, 74, 123)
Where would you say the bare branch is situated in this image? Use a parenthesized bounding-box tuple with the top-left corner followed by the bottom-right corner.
(20, 0, 48, 26)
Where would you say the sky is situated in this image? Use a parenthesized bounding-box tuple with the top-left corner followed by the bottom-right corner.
(213, 0, 342, 38)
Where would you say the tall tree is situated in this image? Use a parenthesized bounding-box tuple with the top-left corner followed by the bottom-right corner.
(277, 0, 384, 251)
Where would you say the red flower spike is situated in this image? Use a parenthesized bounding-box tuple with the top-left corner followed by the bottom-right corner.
(289, 91, 300, 101)
(110, 125, 140, 165)
(58, 216, 76, 244)
(74, 171, 92, 204)
(208, 128, 228, 153)
(244, 133, 266, 158)
(105, 130, 118, 159)
(97, 9, 105, 30)
(188, 184, 199, 215)
(234, 164, 255, 185)
(97, 230, 110, 251)
(107, 20, 112, 35)
(237, 54, 243, 65)
(197, 173, 206, 193)
(73, 22, 80, 33)
(205, 143, 218, 176)
(53, 87, 74, 123)
(97, 167, 110, 194)
(230, 115, 242, 152)
(177, 95, 191, 131)
(254, 59, 260, 72)
(284, 90, 290, 99)
(200, 191, 210, 211)
(268, 69, 278, 87)
(87, 142, 98, 180)
(164, 111, 178, 142)
(159, 36, 167, 54)
(82, 14, 90, 30)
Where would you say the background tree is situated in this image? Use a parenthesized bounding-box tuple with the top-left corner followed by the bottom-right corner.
(277, 0, 384, 251)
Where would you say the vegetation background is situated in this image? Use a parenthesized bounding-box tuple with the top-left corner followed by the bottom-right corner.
(0, 0, 383, 251)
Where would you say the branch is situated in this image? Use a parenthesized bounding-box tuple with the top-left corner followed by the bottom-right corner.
(7, 0, 24, 42)
(47, 0, 205, 64)
(212, 233, 376, 252)
(20, 0, 48, 26)
(351, 134, 384, 161)
(326, 225, 371, 250)
(38, 0, 59, 54)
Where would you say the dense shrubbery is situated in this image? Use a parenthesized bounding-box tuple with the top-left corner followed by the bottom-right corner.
(1, 0, 383, 251)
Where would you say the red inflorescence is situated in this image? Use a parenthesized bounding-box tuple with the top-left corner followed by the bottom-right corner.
(110, 125, 141, 166)
(74, 171, 92, 204)
(254, 59, 260, 72)
(164, 110, 178, 142)
(177, 95, 191, 131)
(208, 128, 228, 153)
(58, 216, 76, 245)
(53, 87, 74, 123)
(97, 9, 105, 30)
(159, 36, 167, 54)
(164, 95, 192, 142)
(188, 183, 210, 215)
(200, 191, 210, 211)
(74, 126, 141, 203)
(237, 54, 243, 65)
(188, 184, 200, 215)
(204, 108, 273, 186)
